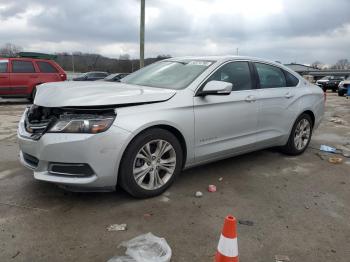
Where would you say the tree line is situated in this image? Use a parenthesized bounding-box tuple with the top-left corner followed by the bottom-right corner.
(0, 42, 349, 72)
(0, 43, 171, 73)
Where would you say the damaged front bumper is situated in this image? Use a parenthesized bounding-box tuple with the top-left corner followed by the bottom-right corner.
(17, 107, 132, 191)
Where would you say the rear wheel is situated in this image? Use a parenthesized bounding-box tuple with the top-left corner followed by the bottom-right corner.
(119, 128, 183, 198)
(338, 91, 345, 96)
(281, 114, 313, 155)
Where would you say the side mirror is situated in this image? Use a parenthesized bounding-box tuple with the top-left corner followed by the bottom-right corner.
(198, 80, 232, 96)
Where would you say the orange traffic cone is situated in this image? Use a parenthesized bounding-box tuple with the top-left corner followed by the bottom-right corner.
(215, 215, 239, 262)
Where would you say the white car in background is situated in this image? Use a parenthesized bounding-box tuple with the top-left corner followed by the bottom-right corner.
(338, 76, 350, 96)
(18, 56, 325, 198)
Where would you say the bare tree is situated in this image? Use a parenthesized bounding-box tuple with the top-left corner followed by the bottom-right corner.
(334, 59, 349, 70)
(0, 43, 22, 56)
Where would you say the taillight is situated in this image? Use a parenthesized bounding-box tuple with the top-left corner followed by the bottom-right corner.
(59, 73, 67, 81)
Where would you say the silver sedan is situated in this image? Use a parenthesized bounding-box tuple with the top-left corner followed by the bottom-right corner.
(17, 56, 325, 198)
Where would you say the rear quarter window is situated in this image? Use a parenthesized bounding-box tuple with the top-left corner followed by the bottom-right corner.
(12, 60, 36, 73)
(36, 61, 58, 73)
(0, 60, 8, 73)
(284, 70, 299, 87)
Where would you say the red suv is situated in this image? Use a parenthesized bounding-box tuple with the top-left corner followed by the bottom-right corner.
(0, 56, 66, 100)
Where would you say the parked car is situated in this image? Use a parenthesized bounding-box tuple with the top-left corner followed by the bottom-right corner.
(0, 56, 66, 100)
(103, 73, 129, 82)
(338, 76, 350, 96)
(316, 76, 345, 92)
(73, 71, 109, 81)
(18, 56, 325, 198)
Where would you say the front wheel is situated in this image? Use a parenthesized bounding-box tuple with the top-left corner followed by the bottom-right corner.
(119, 128, 183, 198)
(281, 114, 313, 155)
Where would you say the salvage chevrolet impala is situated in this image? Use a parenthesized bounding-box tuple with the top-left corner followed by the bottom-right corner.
(17, 56, 325, 198)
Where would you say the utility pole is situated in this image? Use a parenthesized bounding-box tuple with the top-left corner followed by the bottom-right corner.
(140, 0, 145, 68)
(71, 53, 75, 73)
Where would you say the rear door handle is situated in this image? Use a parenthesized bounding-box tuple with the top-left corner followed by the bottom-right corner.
(245, 95, 256, 102)
(285, 92, 294, 99)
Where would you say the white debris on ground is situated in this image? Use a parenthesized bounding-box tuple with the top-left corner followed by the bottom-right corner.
(108, 232, 172, 262)
(195, 191, 203, 198)
(107, 224, 127, 232)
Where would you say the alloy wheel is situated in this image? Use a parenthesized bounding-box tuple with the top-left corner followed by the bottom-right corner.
(133, 139, 176, 190)
(294, 118, 311, 150)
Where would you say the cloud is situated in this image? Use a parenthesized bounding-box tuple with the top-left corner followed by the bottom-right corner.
(0, 0, 349, 64)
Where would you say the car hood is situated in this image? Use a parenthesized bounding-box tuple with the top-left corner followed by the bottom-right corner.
(34, 81, 176, 107)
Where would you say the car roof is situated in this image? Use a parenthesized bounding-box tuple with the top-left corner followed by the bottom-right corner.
(85, 71, 108, 74)
(0, 57, 56, 61)
(166, 55, 287, 67)
(165, 55, 300, 76)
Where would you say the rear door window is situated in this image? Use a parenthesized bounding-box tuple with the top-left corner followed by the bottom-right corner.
(0, 60, 8, 73)
(255, 63, 286, 88)
(12, 60, 36, 73)
(37, 61, 58, 73)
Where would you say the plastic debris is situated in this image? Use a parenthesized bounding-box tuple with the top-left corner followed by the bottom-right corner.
(218, 177, 223, 182)
(320, 145, 336, 153)
(107, 232, 172, 262)
(107, 224, 127, 232)
(275, 255, 290, 261)
(195, 191, 203, 198)
(238, 219, 254, 226)
(208, 185, 217, 192)
(160, 196, 170, 203)
(328, 157, 343, 164)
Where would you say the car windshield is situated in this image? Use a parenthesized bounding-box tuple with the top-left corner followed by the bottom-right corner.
(104, 74, 117, 81)
(121, 60, 214, 89)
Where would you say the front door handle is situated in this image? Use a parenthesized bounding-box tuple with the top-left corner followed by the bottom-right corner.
(285, 92, 294, 99)
(245, 95, 256, 102)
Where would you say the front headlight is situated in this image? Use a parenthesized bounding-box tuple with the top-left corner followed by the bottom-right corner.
(48, 117, 114, 134)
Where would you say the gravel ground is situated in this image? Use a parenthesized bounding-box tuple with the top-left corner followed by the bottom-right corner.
(0, 93, 349, 262)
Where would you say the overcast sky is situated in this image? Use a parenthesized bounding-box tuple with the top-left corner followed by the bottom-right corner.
(0, 0, 349, 64)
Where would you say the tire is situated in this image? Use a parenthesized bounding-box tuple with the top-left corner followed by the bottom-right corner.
(332, 88, 337, 93)
(119, 128, 183, 198)
(281, 113, 313, 156)
(338, 91, 344, 97)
